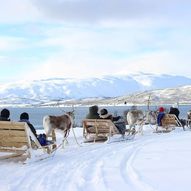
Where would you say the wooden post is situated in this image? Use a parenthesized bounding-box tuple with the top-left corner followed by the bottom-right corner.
(147, 94, 151, 111)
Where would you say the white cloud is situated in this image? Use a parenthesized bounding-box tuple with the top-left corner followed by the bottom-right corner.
(0, 0, 190, 27)
(37, 25, 162, 56)
(0, 0, 191, 83)
(0, 36, 26, 51)
(0, 0, 40, 23)
(24, 51, 122, 80)
(16, 20, 191, 81)
(31, 0, 191, 26)
(23, 47, 191, 81)
(120, 51, 191, 78)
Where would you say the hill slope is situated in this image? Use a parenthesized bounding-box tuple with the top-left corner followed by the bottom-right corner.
(0, 73, 191, 106)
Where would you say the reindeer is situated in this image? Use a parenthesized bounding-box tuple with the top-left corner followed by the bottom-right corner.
(145, 110, 157, 125)
(43, 111, 74, 148)
(126, 110, 157, 134)
(127, 110, 145, 134)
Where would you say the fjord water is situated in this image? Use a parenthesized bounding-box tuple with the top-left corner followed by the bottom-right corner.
(5, 105, 191, 129)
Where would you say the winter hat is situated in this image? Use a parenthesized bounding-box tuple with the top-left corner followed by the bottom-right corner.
(100, 108, 110, 118)
(0, 108, 10, 118)
(159, 107, 164, 112)
(89, 105, 99, 113)
(20, 112, 29, 120)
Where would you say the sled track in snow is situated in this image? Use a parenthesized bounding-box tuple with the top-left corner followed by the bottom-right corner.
(63, 135, 160, 191)
(1, 133, 170, 191)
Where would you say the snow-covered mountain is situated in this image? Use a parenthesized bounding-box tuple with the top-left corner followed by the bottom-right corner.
(0, 73, 191, 106)
(103, 85, 191, 106)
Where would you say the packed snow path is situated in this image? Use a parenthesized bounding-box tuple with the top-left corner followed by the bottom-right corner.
(1, 127, 191, 191)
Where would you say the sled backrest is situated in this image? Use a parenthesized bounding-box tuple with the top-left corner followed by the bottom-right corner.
(82, 119, 120, 142)
(0, 121, 57, 161)
(0, 121, 32, 160)
(161, 114, 181, 127)
(0, 121, 30, 149)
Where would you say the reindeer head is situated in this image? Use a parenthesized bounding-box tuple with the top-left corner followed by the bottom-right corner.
(66, 111, 75, 119)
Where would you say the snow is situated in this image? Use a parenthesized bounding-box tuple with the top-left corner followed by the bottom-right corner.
(1, 126, 191, 191)
(1, 73, 191, 106)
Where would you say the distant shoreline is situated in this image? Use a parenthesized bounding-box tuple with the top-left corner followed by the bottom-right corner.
(1, 103, 191, 108)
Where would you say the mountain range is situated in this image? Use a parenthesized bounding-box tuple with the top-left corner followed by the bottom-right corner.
(0, 73, 191, 106)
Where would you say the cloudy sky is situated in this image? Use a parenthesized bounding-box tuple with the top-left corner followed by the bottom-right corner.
(0, 0, 191, 83)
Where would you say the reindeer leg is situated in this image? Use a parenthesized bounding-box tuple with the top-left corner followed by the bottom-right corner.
(62, 137, 67, 149)
(131, 125, 136, 136)
(62, 136, 65, 149)
(127, 125, 132, 136)
(62, 130, 69, 149)
(140, 124, 144, 135)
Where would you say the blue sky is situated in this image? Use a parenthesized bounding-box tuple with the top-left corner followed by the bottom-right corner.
(0, 0, 191, 83)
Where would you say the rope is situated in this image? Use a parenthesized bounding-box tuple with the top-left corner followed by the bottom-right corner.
(71, 126, 82, 147)
(50, 142, 63, 159)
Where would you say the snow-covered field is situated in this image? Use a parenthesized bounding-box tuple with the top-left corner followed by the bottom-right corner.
(1, 125, 191, 191)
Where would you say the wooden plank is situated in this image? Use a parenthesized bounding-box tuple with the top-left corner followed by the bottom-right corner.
(85, 126, 110, 132)
(87, 131, 109, 134)
(0, 122, 26, 130)
(162, 114, 177, 127)
(0, 148, 26, 152)
(84, 120, 114, 126)
(86, 127, 110, 131)
(0, 142, 28, 148)
(0, 136, 28, 143)
(0, 121, 56, 161)
(84, 121, 114, 126)
(0, 130, 26, 137)
(83, 119, 120, 142)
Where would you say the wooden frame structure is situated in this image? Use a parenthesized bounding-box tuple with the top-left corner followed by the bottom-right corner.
(82, 119, 120, 142)
(155, 114, 184, 133)
(82, 119, 135, 142)
(0, 121, 56, 161)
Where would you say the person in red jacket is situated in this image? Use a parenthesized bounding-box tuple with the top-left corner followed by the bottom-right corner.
(157, 107, 165, 126)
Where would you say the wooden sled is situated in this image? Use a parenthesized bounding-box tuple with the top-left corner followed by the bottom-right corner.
(0, 121, 56, 162)
(82, 119, 135, 143)
(155, 114, 184, 133)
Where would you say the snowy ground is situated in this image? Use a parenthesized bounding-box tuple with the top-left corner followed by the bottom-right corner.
(1, 125, 191, 191)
